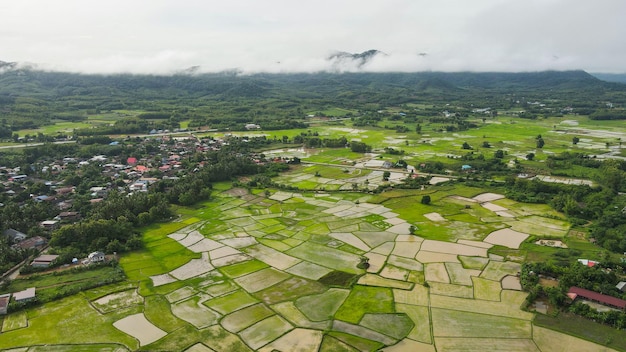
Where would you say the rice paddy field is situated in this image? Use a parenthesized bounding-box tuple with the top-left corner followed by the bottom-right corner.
(1, 114, 623, 351)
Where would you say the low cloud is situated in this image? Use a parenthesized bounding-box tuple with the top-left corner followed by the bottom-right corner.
(1, 0, 625, 74)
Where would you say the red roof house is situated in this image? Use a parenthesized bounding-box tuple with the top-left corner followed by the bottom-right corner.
(568, 286, 626, 310)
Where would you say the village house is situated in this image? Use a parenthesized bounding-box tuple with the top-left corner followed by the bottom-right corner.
(567, 286, 626, 311)
(84, 251, 106, 264)
(31, 254, 59, 267)
(14, 236, 47, 250)
(58, 211, 80, 222)
(40, 220, 59, 231)
(13, 287, 36, 302)
(0, 294, 10, 314)
(2, 229, 27, 243)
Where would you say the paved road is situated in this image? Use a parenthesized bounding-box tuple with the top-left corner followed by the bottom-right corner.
(0, 140, 76, 150)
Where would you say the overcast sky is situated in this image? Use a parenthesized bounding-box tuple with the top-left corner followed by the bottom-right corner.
(1, 0, 625, 74)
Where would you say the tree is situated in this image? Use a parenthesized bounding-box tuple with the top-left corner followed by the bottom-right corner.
(409, 225, 417, 234)
(494, 150, 504, 159)
(421, 195, 431, 205)
(572, 136, 580, 145)
(382, 171, 390, 181)
(536, 137, 545, 149)
(526, 152, 535, 161)
(461, 142, 472, 150)
(482, 141, 491, 148)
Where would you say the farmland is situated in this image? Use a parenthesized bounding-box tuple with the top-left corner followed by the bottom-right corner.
(1, 71, 625, 351)
(0, 166, 621, 350)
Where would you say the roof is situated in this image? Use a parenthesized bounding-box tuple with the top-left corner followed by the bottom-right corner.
(14, 236, 47, 250)
(617, 282, 626, 291)
(3, 228, 27, 241)
(0, 293, 10, 311)
(13, 287, 36, 301)
(33, 254, 59, 263)
(577, 259, 599, 267)
(568, 286, 626, 309)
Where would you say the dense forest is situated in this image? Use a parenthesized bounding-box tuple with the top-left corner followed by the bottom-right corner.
(1, 68, 626, 134)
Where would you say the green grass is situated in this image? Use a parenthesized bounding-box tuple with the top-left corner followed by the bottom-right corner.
(286, 242, 364, 274)
(431, 308, 531, 338)
(533, 312, 626, 351)
(219, 260, 268, 279)
(334, 285, 394, 324)
(3, 266, 122, 293)
(307, 107, 357, 117)
(295, 288, 350, 321)
(0, 295, 139, 350)
(120, 221, 199, 292)
(254, 277, 327, 305)
(203, 290, 259, 314)
(220, 303, 275, 333)
(359, 313, 414, 340)
(2, 311, 28, 332)
(326, 331, 384, 351)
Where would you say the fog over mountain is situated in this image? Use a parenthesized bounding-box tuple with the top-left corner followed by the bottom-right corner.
(1, 0, 625, 75)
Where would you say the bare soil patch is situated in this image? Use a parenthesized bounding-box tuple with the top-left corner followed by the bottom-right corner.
(113, 313, 167, 346)
(483, 228, 530, 249)
(535, 239, 567, 248)
(501, 275, 522, 290)
(424, 212, 446, 222)
(473, 193, 505, 203)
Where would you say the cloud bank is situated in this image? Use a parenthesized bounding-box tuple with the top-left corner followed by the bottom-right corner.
(1, 0, 625, 74)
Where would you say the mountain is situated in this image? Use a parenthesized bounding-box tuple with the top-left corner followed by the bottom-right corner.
(327, 50, 386, 69)
(592, 73, 626, 84)
(0, 63, 623, 106)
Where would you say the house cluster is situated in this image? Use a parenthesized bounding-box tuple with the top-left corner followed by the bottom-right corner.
(2, 229, 47, 251)
(0, 134, 231, 259)
(0, 287, 36, 315)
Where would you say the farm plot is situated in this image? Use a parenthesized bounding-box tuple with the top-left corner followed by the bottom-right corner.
(220, 303, 275, 333)
(286, 261, 333, 280)
(472, 277, 502, 301)
(483, 228, 530, 249)
(532, 326, 619, 352)
(334, 285, 394, 324)
(420, 240, 487, 257)
(445, 263, 481, 286)
(480, 261, 521, 281)
(295, 288, 350, 322)
(434, 337, 539, 352)
(258, 328, 323, 352)
(242, 244, 301, 270)
(92, 289, 143, 313)
(508, 217, 569, 238)
(171, 296, 220, 328)
(424, 263, 450, 284)
(113, 313, 167, 347)
(286, 242, 363, 274)
(238, 315, 293, 350)
(254, 277, 327, 305)
(204, 290, 259, 314)
(429, 282, 474, 299)
(431, 308, 531, 338)
(2, 311, 28, 332)
(233, 267, 290, 293)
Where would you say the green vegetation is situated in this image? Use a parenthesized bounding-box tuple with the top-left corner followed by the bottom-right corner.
(334, 285, 394, 324)
(2, 69, 626, 351)
(534, 313, 626, 351)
